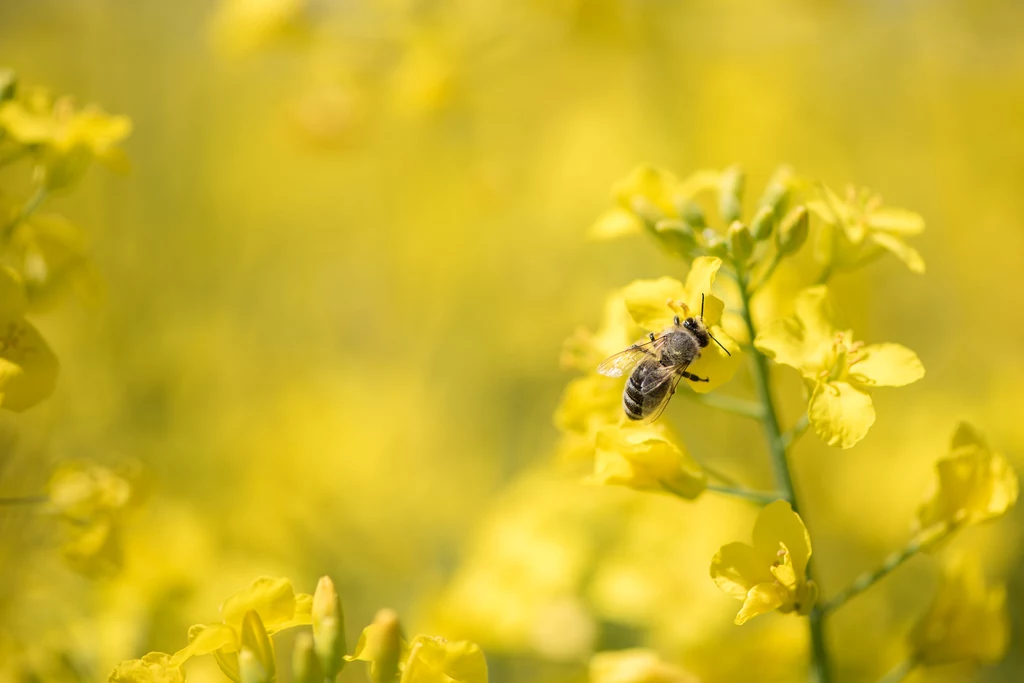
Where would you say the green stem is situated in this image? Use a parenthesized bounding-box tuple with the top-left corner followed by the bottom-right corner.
(679, 389, 765, 420)
(876, 657, 917, 683)
(748, 249, 783, 294)
(822, 523, 957, 615)
(2, 182, 47, 241)
(735, 260, 832, 683)
(782, 413, 810, 450)
(706, 484, 783, 506)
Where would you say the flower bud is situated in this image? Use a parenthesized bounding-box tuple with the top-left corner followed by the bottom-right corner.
(749, 205, 775, 242)
(345, 608, 403, 683)
(312, 576, 347, 679)
(653, 219, 698, 256)
(238, 649, 269, 683)
(702, 228, 728, 258)
(759, 165, 794, 216)
(777, 205, 809, 255)
(239, 610, 275, 682)
(680, 200, 706, 229)
(718, 165, 745, 224)
(728, 220, 753, 263)
(293, 632, 324, 683)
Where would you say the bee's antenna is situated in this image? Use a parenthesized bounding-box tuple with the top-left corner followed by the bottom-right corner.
(700, 293, 705, 319)
(709, 331, 731, 356)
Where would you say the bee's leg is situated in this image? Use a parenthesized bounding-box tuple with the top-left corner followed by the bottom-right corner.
(681, 371, 709, 383)
(648, 333, 656, 342)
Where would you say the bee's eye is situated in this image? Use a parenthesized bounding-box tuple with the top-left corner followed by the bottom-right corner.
(684, 318, 696, 328)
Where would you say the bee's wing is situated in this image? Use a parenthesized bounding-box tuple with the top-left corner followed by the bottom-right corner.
(640, 364, 689, 424)
(596, 336, 665, 378)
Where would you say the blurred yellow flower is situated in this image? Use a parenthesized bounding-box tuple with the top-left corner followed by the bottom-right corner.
(347, 609, 488, 683)
(908, 557, 1008, 666)
(591, 423, 705, 499)
(0, 265, 59, 411)
(808, 184, 925, 274)
(619, 257, 742, 394)
(169, 576, 312, 678)
(917, 423, 1018, 531)
(402, 635, 488, 683)
(710, 500, 817, 625)
(589, 649, 698, 683)
(754, 285, 924, 448)
(48, 460, 132, 575)
(0, 88, 130, 187)
(211, 0, 309, 55)
(108, 652, 183, 683)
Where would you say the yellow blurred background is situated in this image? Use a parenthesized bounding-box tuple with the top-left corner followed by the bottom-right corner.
(1, 1, 1022, 681)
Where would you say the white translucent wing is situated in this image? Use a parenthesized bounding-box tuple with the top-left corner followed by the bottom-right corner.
(596, 336, 665, 377)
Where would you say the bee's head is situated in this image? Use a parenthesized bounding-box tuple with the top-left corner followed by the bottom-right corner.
(683, 316, 710, 347)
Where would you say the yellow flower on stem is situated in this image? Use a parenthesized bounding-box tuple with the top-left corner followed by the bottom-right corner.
(0, 88, 131, 188)
(710, 500, 817, 625)
(917, 422, 1018, 532)
(169, 576, 313, 680)
(48, 459, 131, 576)
(590, 423, 705, 499)
(589, 649, 698, 683)
(754, 285, 924, 448)
(909, 557, 1008, 666)
(590, 165, 720, 247)
(108, 652, 184, 683)
(618, 256, 742, 394)
(808, 184, 925, 274)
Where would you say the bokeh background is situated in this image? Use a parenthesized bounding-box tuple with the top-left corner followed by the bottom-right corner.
(1, 1, 1023, 681)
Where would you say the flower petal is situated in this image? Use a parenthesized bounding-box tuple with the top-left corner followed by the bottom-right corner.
(613, 165, 680, 220)
(735, 583, 786, 625)
(867, 206, 925, 235)
(808, 381, 875, 449)
(589, 649, 697, 683)
(401, 636, 488, 683)
(754, 286, 838, 374)
(849, 343, 925, 387)
(621, 277, 687, 331)
(685, 326, 742, 394)
(710, 542, 775, 600)
(0, 318, 60, 412)
(592, 424, 706, 498)
(752, 501, 812, 581)
(220, 576, 301, 634)
(869, 231, 925, 274)
(108, 652, 184, 683)
(682, 256, 724, 326)
(171, 623, 237, 665)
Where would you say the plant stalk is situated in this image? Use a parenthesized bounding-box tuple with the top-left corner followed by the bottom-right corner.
(736, 262, 832, 683)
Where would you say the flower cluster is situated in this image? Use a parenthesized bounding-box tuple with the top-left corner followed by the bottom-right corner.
(562, 164, 1018, 680)
(109, 575, 489, 683)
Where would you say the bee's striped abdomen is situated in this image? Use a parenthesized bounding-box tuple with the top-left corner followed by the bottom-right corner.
(623, 372, 645, 420)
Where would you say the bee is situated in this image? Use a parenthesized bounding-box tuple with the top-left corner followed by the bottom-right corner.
(597, 294, 731, 423)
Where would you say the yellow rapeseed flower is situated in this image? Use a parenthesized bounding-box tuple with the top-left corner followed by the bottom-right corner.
(710, 500, 817, 625)
(754, 285, 924, 448)
(917, 423, 1018, 531)
(0, 266, 59, 411)
(589, 648, 698, 683)
(590, 423, 705, 499)
(108, 652, 183, 683)
(908, 557, 1008, 666)
(169, 576, 312, 679)
(347, 609, 488, 683)
(0, 88, 131, 187)
(808, 184, 925, 274)
(618, 256, 741, 394)
(48, 460, 131, 576)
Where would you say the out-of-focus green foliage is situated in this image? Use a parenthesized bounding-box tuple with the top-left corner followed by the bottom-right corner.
(1, 1, 1024, 682)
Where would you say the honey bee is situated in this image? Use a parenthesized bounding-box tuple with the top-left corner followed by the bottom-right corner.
(597, 294, 731, 423)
